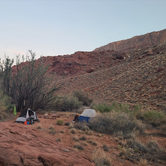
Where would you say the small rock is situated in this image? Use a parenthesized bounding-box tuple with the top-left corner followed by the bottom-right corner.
(56, 139, 61, 142)
(63, 148, 69, 152)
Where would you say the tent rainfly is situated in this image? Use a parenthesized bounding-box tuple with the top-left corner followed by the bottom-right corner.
(78, 109, 97, 122)
(15, 108, 38, 123)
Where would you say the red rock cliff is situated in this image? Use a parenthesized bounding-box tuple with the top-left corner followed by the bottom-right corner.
(94, 29, 166, 52)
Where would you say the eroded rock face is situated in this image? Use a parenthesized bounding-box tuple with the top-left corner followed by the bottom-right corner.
(94, 28, 166, 52)
(0, 122, 94, 166)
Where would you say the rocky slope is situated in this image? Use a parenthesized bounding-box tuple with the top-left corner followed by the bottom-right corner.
(94, 28, 166, 52)
(57, 43, 166, 110)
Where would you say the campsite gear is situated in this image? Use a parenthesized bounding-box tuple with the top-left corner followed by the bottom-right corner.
(27, 117, 35, 125)
(13, 105, 17, 116)
(44, 113, 48, 119)
(24, 121, 27, 125)
(78, 109, 97, 122)
(73, 115, 79, 122)
(15, 108, 39, 123)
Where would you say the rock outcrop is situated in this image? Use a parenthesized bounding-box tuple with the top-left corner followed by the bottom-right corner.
(0, 122, 94, 166)
(94, 28, 166, 52)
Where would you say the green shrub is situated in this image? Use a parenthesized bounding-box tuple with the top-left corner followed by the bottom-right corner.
(73, 91, 93, 106)
(56, 119, 63, 125)
(94, 102, 130, 113)
(88, 112, 145, 137)
(138, 110, 166, 127)
(94, 103, 112, 113)
(54, 96, 83, 112)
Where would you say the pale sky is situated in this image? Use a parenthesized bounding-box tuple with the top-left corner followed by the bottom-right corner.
(0, 0, 166, 64)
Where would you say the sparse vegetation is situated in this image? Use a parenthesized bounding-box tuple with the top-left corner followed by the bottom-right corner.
(54, 96, 83, 112)
(73, 135, 79, 141)
(74, 122, 89, 131)
(94, 102, 130, 113)
(70, 128, 76, 134)
(103, 144, 109, 152)
(119, 138, 166, 163)
(138, 158, 148, 166)
(73, 143, 84, 150)
(48, 127, 56, 135)
(79, 135, 86, 140)
(73, 90, 93, 106)
(37, 124, 42, 129)
(87, 112, 145, 137)
(137, 110, 166, 127)
(93, 148, 112, 166)
(56, 119, 64, 125)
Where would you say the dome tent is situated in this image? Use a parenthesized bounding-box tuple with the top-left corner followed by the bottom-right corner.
(15, 108, 38, 123)
(78, 109, 97, 122)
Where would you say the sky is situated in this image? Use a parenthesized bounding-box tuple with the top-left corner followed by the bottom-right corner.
(0, 0, 166, 64)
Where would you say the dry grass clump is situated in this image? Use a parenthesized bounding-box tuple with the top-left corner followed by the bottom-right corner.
(37, 124, 42, 129)
(138, 158, 148, 166)
(79, 135, 86, 140)
(88, 112, 145, 138)
(146, 139, 162, 153)
(56, 119, 64, 125)
(48, 127, 56, 135)
(103, 144, 109, 152)
(73, 135, 79, 141)
(64, 122, 71, 126)
(70, 128, 76, 134)
(119, 137, 166, 163)
(73, 143, 84, 150)
(93, 148, 112, 166)
(68, 123, 74, 129)
(74, 122, 89, 131)
(49, 124, 54, 130)
(87, 140, 98, 146)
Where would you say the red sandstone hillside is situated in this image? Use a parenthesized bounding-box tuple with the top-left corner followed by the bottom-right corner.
(11, 29, 166, 111)
(94, 28, 166, 52)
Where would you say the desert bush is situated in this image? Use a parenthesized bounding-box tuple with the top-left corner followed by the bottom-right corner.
(74, 122, 89, 131)
(73, 91, 93, 106)
(1, 51, 61, 111)
(94, 103, 112, 113)
(138, 158, 148, 166)
(73, 135, 79, 141)
(87, 112, 145, 137)
(64, 122, 71, 126)
(146, 140, 164, 153)
(70, 128, 76, 134)
(93, 148, 112, 166)
(137, 110, 166, 127)
(79, 135, 86, 140)
(126, 139, 148, 153)
(119, 138, 166, 163)
(54, 96, 83, 112)
(56, 119, 63, 125)
(48, 127, 56, 135)
(73, 143, 84, 150)
(94, 102, 131, 114)
(102, 144, 109, 152)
